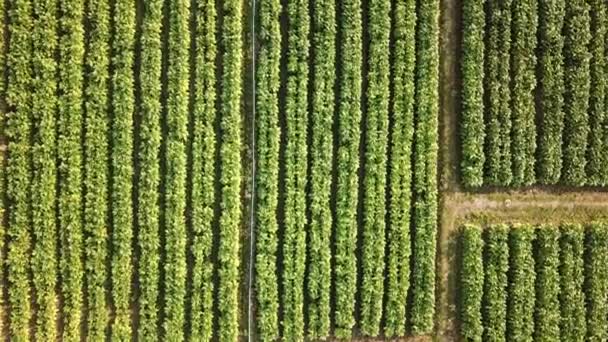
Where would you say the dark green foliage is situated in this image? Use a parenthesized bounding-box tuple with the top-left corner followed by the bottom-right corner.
(459, 225, 484, 342)
(383, 0, 415, 336)
(537, 0, 565, 184)
(460, 0, 485, 187)
(510, 0, 538, 186)
(562, 0, 591, 186)
(410, 0, 439, 333)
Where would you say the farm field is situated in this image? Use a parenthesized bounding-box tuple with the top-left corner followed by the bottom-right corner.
(0, 0, 605, 341)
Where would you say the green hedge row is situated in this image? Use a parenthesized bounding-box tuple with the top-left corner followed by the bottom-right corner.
(383, 0, 415, 336)
(333, 0, 362, 336)
(189, 0, 217, 339)
(83, 0, 110, 337)
(31, 0, 58, 338)
(136, 0, 163, 339)
(306, 0, 335, 335)
(410, 0, 439, 334)
(58, 0, 85, 338)
(359, 0, 390, 334)
(6, 0, 33, 338)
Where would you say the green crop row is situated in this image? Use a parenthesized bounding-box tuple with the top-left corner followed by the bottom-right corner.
(537, 0, 565, 184)
(0, 0, 6, 334)
(254, 0, 281, 337)
(282, 0, 309, 337)
(6, 0, 33, 338)
(359, 0, 390, 334)
(482, 224, 509, 342)
(586, 0, 607, 186)
(459, 224, 483, 342)
(485, 0, 513, 186)
(559, 224, 587, 340)
(136, 0, 163, 339)
(383, 0, 415, 336)
(217, 0, 243, 337)
(110, 0, 136, 337)
(585, 222, 608, 341)
(31, 0, 58, 338)
(534, 227, 560, 341)
(510, 0, 537, 186)
(459, 0, 485, 188)
(333, 0, 362, 336)
(305, 0, 335, 335)
(562, 0, 591, 186)
(83, 0, 110, 337)
(410, 0, 439, 334)
(189, 0, 217, 339)
(58, 0, 85, 338)
(460, 223, 608, 341)
(163, 0, 190, 338)
(507, 224, 535, 342)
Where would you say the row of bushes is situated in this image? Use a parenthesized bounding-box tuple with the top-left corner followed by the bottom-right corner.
(460, 223, 608, 341)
